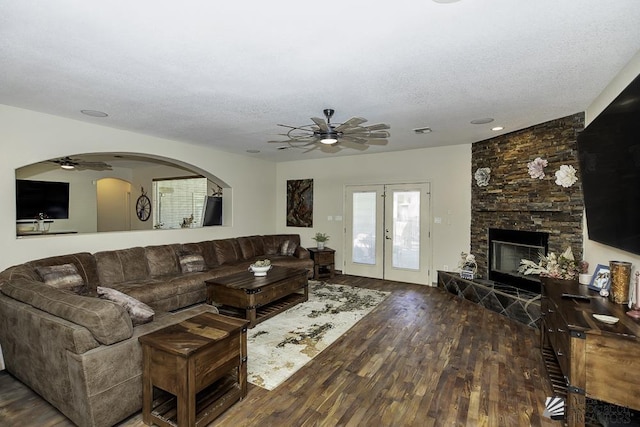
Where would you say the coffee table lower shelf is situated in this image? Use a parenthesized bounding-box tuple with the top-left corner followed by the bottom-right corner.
(217, 292, 307, 326)
(149, 374, 241, 427)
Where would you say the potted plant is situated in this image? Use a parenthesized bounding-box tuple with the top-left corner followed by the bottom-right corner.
(312, 232, 330, 250)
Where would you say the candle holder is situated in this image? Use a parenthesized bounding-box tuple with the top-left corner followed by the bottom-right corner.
(627, 271, 640, 319)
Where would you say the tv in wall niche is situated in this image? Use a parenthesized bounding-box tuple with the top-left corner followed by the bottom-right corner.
(16, 179, 70, 220)
(577, 73, 640, 255)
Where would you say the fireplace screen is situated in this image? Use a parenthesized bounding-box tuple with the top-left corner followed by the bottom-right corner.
(491, 240, 544, 278)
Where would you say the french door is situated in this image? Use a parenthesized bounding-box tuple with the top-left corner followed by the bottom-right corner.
(344, 183, 431, 285)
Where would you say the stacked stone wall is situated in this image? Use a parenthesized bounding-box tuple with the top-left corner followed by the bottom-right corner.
(471, 113, 585, 278)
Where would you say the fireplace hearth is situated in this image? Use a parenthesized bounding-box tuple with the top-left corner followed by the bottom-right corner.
(488, 229, 548, 293)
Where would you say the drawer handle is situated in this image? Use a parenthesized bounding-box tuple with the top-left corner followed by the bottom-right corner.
(557, 351, 563, 357)
(548, 309, 555, 313)
(557, 328, 565, 333)
(547, 328, 554, 333)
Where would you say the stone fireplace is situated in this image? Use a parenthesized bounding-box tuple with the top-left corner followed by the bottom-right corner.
(471, 113, 585, 287)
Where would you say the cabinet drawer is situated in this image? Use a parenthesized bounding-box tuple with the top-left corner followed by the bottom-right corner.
(316, 252, 334, 264)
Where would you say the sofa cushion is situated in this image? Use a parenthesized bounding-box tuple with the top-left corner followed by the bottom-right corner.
(145, 245, 180, 277)
(279, 239, 298, 256)
(182, 242, 219, 269)
(35, 263, 86, 294)
(237, 236, 265, 259)
(95, 247, 149, 286)
(1, 279, 132, 345)
(177, 251, 206, 273)
(26, 252, 100, 296)
(97, 287, 154, 326)
(213, 238, 243, 265)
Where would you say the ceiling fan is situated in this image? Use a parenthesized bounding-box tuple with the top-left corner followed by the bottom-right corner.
(50, 156, 112, 171)
(269, 109, 390, 153)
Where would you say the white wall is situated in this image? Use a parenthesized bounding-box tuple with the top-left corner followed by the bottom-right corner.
(583, 50, 640, 284)
(276, 144, 472, 284)
(0, 104, 277, 270)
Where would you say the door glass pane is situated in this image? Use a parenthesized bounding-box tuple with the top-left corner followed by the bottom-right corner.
(392, 191, 420, 270)
(352, 192, 377, 264)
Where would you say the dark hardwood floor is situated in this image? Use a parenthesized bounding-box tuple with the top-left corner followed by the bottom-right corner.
(0, 275, 557, 426)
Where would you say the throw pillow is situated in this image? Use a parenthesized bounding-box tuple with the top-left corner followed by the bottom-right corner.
(279, 240, 298, 256)
(178, 252, 206, 273)
(35, 263, 86, 294)
(97, 286, 154, 326)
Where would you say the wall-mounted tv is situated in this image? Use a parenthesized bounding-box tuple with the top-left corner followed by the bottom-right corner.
(16, 179, 70, 220)
(201, 195, 222, 226)
(577, 73, 640, 255)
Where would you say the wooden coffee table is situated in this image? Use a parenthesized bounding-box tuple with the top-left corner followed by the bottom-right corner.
(138, 312, 248, 427)
(206, 266, 308, 328)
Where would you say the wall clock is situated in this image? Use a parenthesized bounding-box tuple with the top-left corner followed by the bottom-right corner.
(136, 189, 151, 222)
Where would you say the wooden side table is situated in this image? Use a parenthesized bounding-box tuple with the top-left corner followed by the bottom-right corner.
(307, 247, 335, 280)
(138, 312, 248, 427)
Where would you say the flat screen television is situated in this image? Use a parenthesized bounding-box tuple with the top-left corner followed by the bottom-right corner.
(16, 179, 70, 220)
(201, 196, 222, 226)
(577, 73, 640, 255)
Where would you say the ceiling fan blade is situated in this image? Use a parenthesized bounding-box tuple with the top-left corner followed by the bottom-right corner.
(268, 137, 314, 143)
(362, 123, 390, 131)
(366, 131, 391, 139)
(340, 135, 369, 144)
(303, 144, 320, 153)
(310, 117, 330, 133)
(334, 117, 367, 131)
(340, 140, 369, 151)
(75, 164, 113, 171)
(365, 139, 389, 146)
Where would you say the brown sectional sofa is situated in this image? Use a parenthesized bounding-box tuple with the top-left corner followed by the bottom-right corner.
(0, 234, 313, 427)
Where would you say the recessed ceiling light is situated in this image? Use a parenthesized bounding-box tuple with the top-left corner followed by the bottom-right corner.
(80, 110, 108, 118)
(491, 126, 504, 131)
(246, 149, 260, 154)
(470, 118, 494, 125)
(413, 127, 432, 134)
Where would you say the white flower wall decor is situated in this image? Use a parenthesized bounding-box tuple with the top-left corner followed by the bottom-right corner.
(474, 167, 491, 187)
(527, 157, 548, 179)
(554, 164, 578, 187)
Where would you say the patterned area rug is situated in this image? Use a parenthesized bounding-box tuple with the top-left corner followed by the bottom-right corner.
(247, 281, 389, 390)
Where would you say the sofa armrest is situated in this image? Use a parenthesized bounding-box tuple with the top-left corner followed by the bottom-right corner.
(1, 279, 133, 345)
(294, 246, 310, 259)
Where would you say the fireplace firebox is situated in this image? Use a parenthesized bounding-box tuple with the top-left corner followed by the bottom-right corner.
(488, 229, 548, 293)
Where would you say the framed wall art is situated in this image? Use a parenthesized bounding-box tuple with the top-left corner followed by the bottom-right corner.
(286, 179, 313, 227)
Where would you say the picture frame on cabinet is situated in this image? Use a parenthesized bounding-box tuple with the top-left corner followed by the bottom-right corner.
(589, 264, 611, 292)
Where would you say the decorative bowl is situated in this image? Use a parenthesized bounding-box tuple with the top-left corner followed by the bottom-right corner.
(249, 264, 272, 276)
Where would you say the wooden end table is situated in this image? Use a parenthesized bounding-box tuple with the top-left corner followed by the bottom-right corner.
(308, 247, 335, 280)
(205, 266, 308, 328)
(138, 312, 248, 427)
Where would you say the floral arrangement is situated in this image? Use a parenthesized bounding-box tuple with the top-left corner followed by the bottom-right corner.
(518, 247, 580, 280)
(554, 164, 578, 187)
(527, 157, 548, 179)
(474, 167, 491, 187)
(458, 252, 477, 272)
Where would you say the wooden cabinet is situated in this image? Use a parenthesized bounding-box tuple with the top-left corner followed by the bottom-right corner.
(308, 247, 335, 280)
(541, 280, 640, 426)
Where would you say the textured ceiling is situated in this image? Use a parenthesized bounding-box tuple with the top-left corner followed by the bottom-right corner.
(2, 0, 640, 162)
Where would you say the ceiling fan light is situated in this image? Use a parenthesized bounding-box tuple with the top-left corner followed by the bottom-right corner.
(320, 138, 338, 145)
(60, 162, 75, 170)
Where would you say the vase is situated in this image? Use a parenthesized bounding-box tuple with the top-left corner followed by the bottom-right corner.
(317, 242, 325, 250)
(609, 261, 632, 304)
